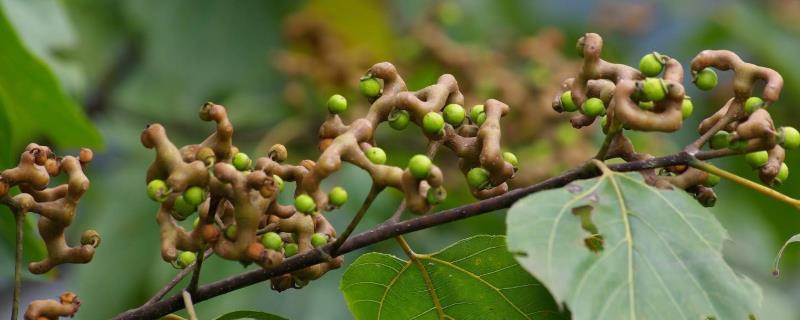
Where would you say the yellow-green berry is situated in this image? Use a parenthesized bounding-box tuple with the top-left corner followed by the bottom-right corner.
(225, 224, 238, 240)
(443, 103, 466, 126)
(467, 167, 490, 189)
(388, 109, 410, 130)
(703, 174, 721, 187)
(744, 96, 764, 114)
(581, 98, 605, 117)
(408, 154, 433, 179)
(177, 251, 196, 269)
(328, 186, 348, 207)
(638, 101, 654, 110)
(695, 68, 718, 91)
(261, 232, 283, 251)
(470, 105, 486, 125)
(779, 126, 800, 149)
(327, 94, 348, 114)
(183, 186, 206, 206)
(642, 78, 667, 102)
(147, 179, 168, 202)
(776, 163, 789, 186)
(273, 174, 284, 192)
(172, 195, 196, 220)
(503, 152, 519, 168)
(359, 77, 381, 97)
(294, 194, 316, 214)
(284, 243, 299, 257)
(709, 131, 731, 150)
(311, 233, 328, 248)
(366, 147, 387, 165)
(682, 97, 693, 119)
(423, 112, 445, 135)
(639, 52, 664, 77)
(560, 91, 578, 112)
(745, 151, 769, 169)
(232, 152, 251, 171)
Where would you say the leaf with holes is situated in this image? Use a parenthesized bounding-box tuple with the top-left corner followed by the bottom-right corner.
(507, 171, 762, 320)
(340, 235, 566, 320)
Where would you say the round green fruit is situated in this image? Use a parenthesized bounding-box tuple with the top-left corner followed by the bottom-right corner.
(177, 251, 196, 268)
(681, 97, 693, 119)
(311, 233, 328, 248)
(467, 167, 490, 189)
(172, 195, 196, 219)
(642, 78, 667, 102)
(273, 175, 284, 192)
(502, 152, 519, 168)
(294, 194, 316, 214)
(581, 98, 605, 117)
(745, 151, 769, 169)
(284, 243, 299, 257)
(389, 109, 410, 130)
(639, 53, 664, 77)
(776, 163, 789, 185)
(328, 186, 348, 207)
(709, 131, 730, 150)
(183, 186, 206, 206)
(147, 179, 168, 202)
(408, 154, 433, 179)
(422, 112, 445, 135)
(366, 147, 387, 165)
(327, 94, 348, 114)
(225, 225, 238, 240)
(232, 152, 252, 171)
(695, 68, 718, 91)
(470, 105, 485, 125)
(560, 91, 578, 112)
(744, 96, 764, 114)
(779, 126, 800, 149)
(261, 232, 283, 251)
(359, 77, 381, 97)
(443, 103, 466, 126)
(703, 174, 721, 187)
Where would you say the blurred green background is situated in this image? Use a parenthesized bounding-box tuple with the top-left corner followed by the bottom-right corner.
(1, 0, 800, 319)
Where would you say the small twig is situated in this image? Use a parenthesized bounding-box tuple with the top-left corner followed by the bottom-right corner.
(145, 248, 213, 306)
(186, 249, 205, 294)
(329, 184, 383, 255)
(691, 160, 800, 209)
(11, 211, 24, 320)
(595, 129, 620, 160)
(181, 291, 197, 320)
(686, 113, 737, 153)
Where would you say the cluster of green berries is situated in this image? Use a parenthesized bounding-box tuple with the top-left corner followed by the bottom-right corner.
(559, 91, 605, 117)
(147, 179, 206, 220)
(258, 231, 303, 257)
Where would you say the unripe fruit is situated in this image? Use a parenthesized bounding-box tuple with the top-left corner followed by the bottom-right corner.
(408, 154, 432, 179)
(147, 179, 168, 202)
(359, 77, 381, 97)
(703, 174, 721, 187)
(426, 186, 447, 205)
(470, 105, 486, 126)
(729, 139, 748, 152)
(560, 91, 578, 112)
(366, 147, 387, 165)
(695, 68, 718, 91)
(225, 224, 238, 240)
(745, 151, 769, 169)
(327, 94, 348, 114)
(681, 97, 693, 119)
(779, 126, 800, 149)
(422, 112, 445, 135)
(744, 96, 764, 114)
(776, 163, 789, 185)
(443, 103, 466, 126)
(503, 152, 519, 168)
(328, 186, 348, 207)
(642, 78, 667, 102)
(273, 175, 284, 192)
(467, 167, 490, 189)
(232, 152, 252, 171)
(261, 232, 283, 251)
(284, 243, 299, 257)
(172, 195, 196, 220)
(389, 109, 410, 130)
(177, 251, 196, 269)
(709, 131, 731, 150)
(639, 53, 664, 77)
(638, 101, 654, 110)
(581, 98, 605, 117)
(294, 194, 316, 214)
(311, 233, 328, 248)
(183, 186, 205, 206)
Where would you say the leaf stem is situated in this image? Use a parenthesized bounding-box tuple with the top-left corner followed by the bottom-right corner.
(181, 291, 197, 320)
(395, 235, 444, 319)
(690, 160, 800, 209)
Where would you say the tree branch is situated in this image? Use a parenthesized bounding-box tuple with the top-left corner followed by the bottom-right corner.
(113, 150, 701, 320)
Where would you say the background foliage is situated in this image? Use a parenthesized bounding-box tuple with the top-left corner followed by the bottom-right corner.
(1, 0, 800, 319)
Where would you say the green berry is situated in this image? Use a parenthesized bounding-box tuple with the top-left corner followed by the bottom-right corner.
(172, 195, 196, 219)
(642, 78, 667, 102)
(232, 152, 251, 171)
(328, 186, 348, 207)
(273, 175, 284, 192)
(695, 68, 718, 91)
(327, 94, 348, 114)
(744, 96, 764, 114)
(147, 179, 168, 202)
(422, 112, 445, 135)
(745, 151, 769, 169)
(703, 174, 721, 187)
(366, 147, 387, 165)
(388, 109, 410, 130)
(177, 251, 196, 268)
(639, 53, 664, 77)
(408, 154, 432, 179)
(638, 101, 654, 110)
(776, 163, 789, 185)
(502, 152, 519, 168)
(225, 224, 237, 240)
(311, 233, 328, 248)
(261, 232, 283, 251)
(779, 126, 800, 149)
(560, 91, 578, 112)
(470, 105, 485, 125)
(709, 131, 731, 150)
(581, 98, 605, 117)
(729, 139, 748, 152)
(294, 194, 316, 214)
(426, 186, 447, 205)
(681, 97, 693, 119)
(183, 186, 206, 206)
(284, 243, 299, 257)
(443, 103, 466, 126)
(359, 77, 381, 97)
(467, 167, 490, 189)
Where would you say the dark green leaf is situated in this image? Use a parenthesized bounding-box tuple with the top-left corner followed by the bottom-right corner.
(213, 310, 288, 320)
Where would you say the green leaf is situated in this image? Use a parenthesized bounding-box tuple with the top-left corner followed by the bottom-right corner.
(213, 310, 288, 320)
(0, 3, 102, 154)
(340, 235, 566, 320)
(507, 171, 762, 320)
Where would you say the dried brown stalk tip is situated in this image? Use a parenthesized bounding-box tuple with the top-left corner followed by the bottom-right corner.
(24, 292, 80, 320)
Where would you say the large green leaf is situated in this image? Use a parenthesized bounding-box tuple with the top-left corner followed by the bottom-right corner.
(213, 310, 288, 320)
(340, 235, 565, 320)
(507, 171, 762, 319)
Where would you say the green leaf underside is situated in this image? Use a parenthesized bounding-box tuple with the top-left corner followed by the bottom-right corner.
(213, 310, 289, 320)
(507, 171, 761, 320)
(340, 235, 566, 320)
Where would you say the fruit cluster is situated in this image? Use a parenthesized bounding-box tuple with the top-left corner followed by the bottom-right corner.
(142, 63, 515, 290)
(0, 144, 100, 274)
(553, 33, 797, 205)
